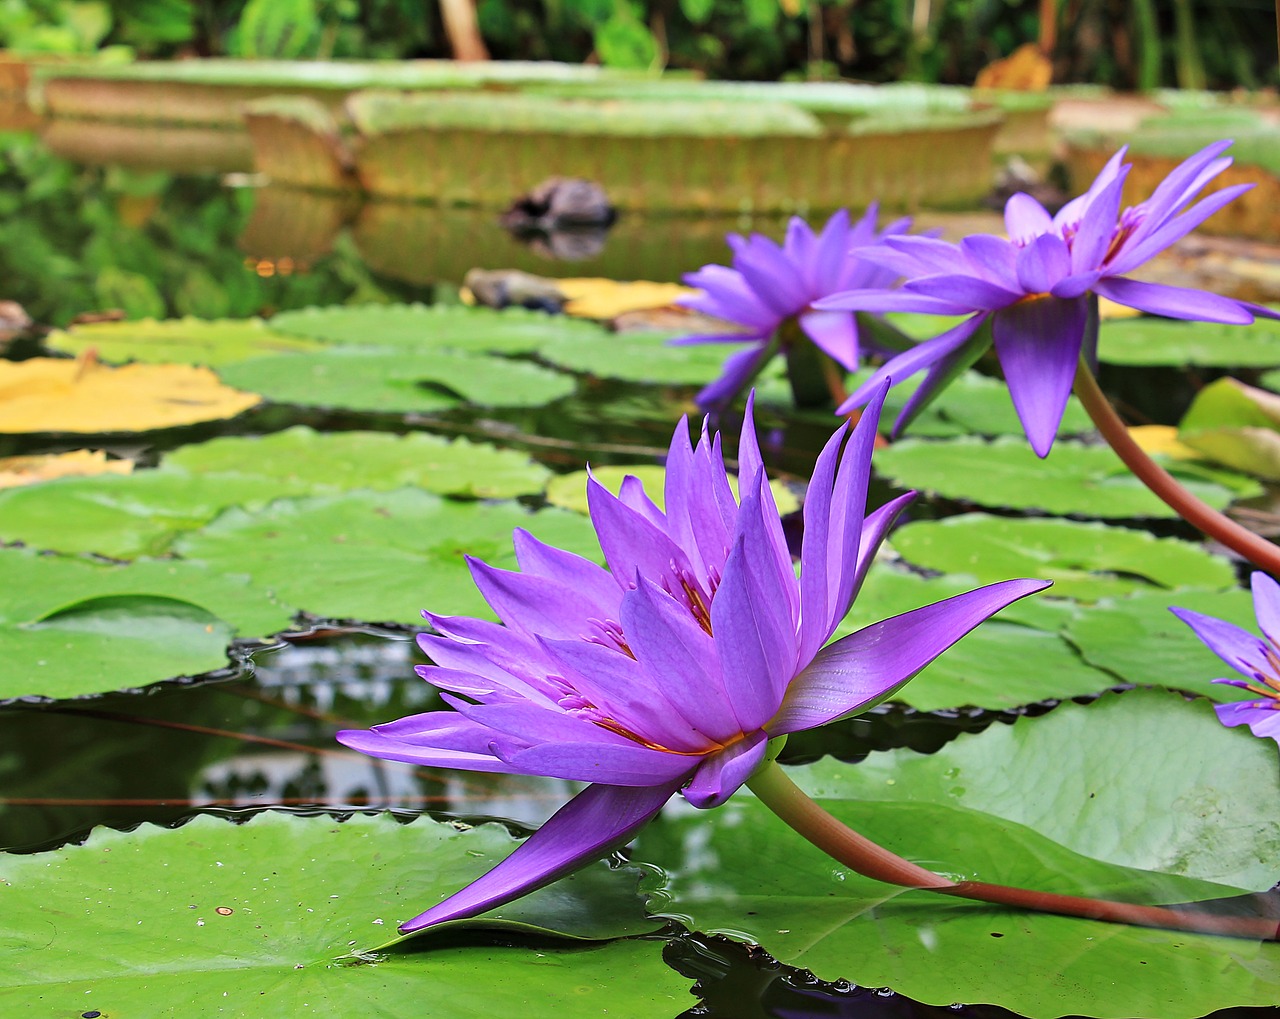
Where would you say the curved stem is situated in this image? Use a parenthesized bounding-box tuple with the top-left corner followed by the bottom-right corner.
(747, 760, 1280, 941)
(1073, 359, 1280, 576)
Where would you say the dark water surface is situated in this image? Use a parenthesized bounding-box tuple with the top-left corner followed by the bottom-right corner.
(3, 129, 1278, 1018)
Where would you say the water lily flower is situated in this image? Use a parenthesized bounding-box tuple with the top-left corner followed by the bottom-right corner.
(818, 141, 1279, 457)
(338, 387, 1047, 934)
(674, 207, 913, 408)
(1171, 573, 1280, 746)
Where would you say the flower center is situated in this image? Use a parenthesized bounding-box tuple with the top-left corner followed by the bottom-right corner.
(1241, 641, 1280, 708)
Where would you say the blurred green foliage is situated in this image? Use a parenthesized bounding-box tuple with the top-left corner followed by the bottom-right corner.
(0, 0, 1274, 87)
(0, 133, 393, 326)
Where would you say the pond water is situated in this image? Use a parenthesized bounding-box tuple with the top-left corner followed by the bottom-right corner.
(3, 125, 1280, 1018)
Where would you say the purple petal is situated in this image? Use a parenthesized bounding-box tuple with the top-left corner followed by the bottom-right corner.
(1069, 174, 1126, 274)
(992, 295, 1089, 458)
(1004, 192, 1053, 244)
(503, 738, 698, 786)
(1170, 606, 1271, 681)
(736, 394, 798, 626)
(1130, 140, 1234, 237)
(617, 473, 666, 527)
(620, 574, 742, 742)
(1107, 184, 1253, 276)
(836, 313, 988, 415)
(511, 528, 616, 615)
(467, 558, 600, 642)
(337, 726, 514, 773)
(682, 730, 770, 809)
(847, 491, 915, 603)
(815, 288, 974, 315)
(697, 343, 775, 409)
(1054, 146, 1128, 232)
(891, 323, 991, 435)
(960, 234, 1019, 292)
(903, 273, 1022, 310)
(587, 474, 696, 593)
(783, 216, 819, 289)
(712, 527, 797, 734)
(1015, 233, 1072, 294)
(399, 782, 678, 933)
(681, 264, 778, 329)
(798, 309, 860, 369)
(768, 578, 1050, 734)
(1215, 701, 1280, 744)
(1049, 270, 1103, 300)
(877, 235, 968, 275)
(735, 238, 808, 317)
(1251, 573, 1280, 649)
(797, 424, 849, 665)
(1092, 277, 1255, 324)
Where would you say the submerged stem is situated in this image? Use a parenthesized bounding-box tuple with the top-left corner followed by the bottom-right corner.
(746, 760, 1280, 941)
(1072, 360, 1280, 576)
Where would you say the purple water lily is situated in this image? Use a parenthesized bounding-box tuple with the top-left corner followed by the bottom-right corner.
(1171, 573, 1280, 746)
(674, 207, 911, 407)
(338, 388, 1047, 934)
(818, 141, 1278, 457)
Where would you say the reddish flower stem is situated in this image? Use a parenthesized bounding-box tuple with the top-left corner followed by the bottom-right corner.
(1072, 360, 1280, 577)
(747, 761, 1280, 941)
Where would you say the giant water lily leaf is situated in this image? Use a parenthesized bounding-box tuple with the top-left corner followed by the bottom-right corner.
(0, 812, 688, 1015)
(0, 545, 294, 700)
(0, 429, 549, 559)
(46, 316, 322, 365)
(831, 567, 1113, 710)
(873, 436, 1255, 518)
(167, 427, 551, 501)
(633, 691, 1280, 1019)
(269, 302, 609, 354)
(219, 347, 575, 413)
(1178, 376, 1280, 480)
(0, 357, 260, 434)
(1099, 315, 1280, 367)
(1064, 587, 1260, 700)
(0, 450, 132, 489)
(889, 514, 1236, 601)
(538, 328, 764, 385)
(546, 463, 800, 517)
(176, 489, 601, 627)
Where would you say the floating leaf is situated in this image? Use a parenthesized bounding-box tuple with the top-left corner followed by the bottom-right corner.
(268, 302, 608, 354)
(0, 356, 260, 434)
(47, 316, 322, 365)
(557, 278, 697, 319)
(0, 545, 293, 700)
(176, 489, 600, 627)
(1064, 586, 1260, 700)
(634, 691, 1280, 1019)
(833, 566, 1114, 710)
(0, 429, 549, 559)
(1100, 315, 1280, 367)
(1128, 424, 1200, 459)
(0, 812, 688, 1015)
(219, 347, 575, 413)
(1178, 376, 1280, 480)
(538, 328, 755, 385)
(0, 450, 132, 489)
(873, 436, 1253, 518)
(545, 463, 800, 517)
(889, 514, 1235, 601)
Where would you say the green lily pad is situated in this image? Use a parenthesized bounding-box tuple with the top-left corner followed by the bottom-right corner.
(832, 566, 1114, 710)
(873, 436, 1255, 518)
(0, 812, 688, 1015)
(0, 429, 549, 559)
(46, 316, 322, 365)
(219, 347, 575, 413)
(889, 514, 1236, 601)
(538, 329, 760, 385)
(175, 489, 601, 627)
(1178, 376, 1280, 481)
(269, 302, 609, 354)
(1064, 586, 1261, 700)
(633, 691, 1280, 1019)
(0, 545, 294, 700)
(1100, 314, 1280, 367)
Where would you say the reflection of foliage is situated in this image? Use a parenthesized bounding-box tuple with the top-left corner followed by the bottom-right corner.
(0, 134, 388, 326)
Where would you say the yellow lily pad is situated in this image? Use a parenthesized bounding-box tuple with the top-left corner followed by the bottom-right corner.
(1127, 424, 1201, 460)
(1098, 298, 1142, 320)
(0, 450, 134, 489)
(0, 356, 260, 434)
(557, 278, 697, 319)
